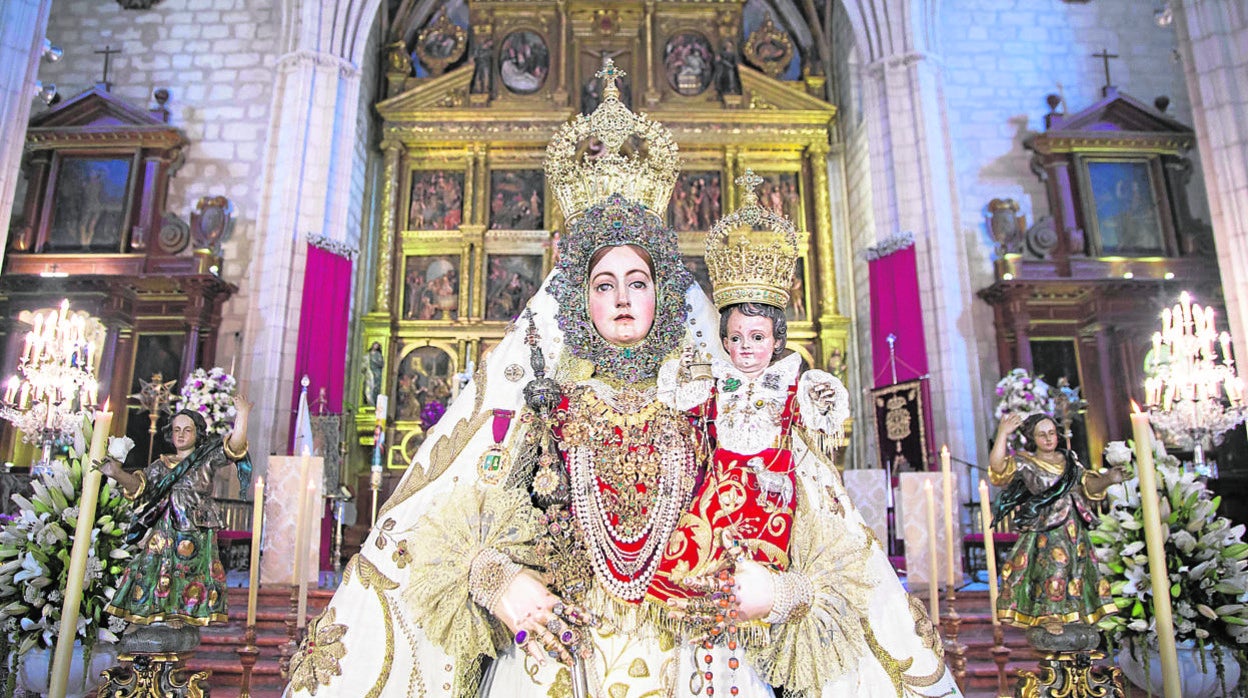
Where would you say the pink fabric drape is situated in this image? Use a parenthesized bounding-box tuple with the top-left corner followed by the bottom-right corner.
(869, 243, 929, 386)
(289, 243, 352, 571)
(869, 241, 936, 468)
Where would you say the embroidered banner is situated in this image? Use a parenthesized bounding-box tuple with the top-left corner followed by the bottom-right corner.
(871, 379, 931, 472)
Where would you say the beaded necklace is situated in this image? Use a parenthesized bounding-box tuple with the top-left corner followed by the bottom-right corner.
(562, 382, 698, 601)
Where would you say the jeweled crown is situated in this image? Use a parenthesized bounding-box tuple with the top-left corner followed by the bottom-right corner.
(705, 170, 799, 311)
(545, 59, 680, 223)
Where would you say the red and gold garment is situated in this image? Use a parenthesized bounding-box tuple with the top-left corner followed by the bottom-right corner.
(648, 365, 802, 603)
(553, 380, 703, 602)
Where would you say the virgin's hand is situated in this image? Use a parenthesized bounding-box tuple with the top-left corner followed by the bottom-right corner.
(492, 569, 574, 666)
(733, 560, 775, 622)
(996, 413, 1023, 439)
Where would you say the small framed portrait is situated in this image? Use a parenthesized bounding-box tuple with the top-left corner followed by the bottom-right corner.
(786, 257, 809, 322)
(499, 30, 549, 95)
(407, 170, 465, 231)
(489, 170, 545, 230)
(402, 254, 461, 321)
(485, 254, 544, 321)
(668, 171, 722, 232)
(414, 14, 467, 77)
(663, 32, 715, 96)
(1084, 159, 1167, 256)
(682, 255, 713, 298)
(394, 345, 454, 427)
(47, 156, 134, 252)
(754, 172, 803, 224)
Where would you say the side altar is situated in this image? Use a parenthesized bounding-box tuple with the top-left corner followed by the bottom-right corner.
(352, 1, 852, 494)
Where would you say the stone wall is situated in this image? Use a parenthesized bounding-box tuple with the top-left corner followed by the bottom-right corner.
(37, 0, 282, 369)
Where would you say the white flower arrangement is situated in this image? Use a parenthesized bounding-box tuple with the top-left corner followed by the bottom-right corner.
(0, 417, 136, 689)
(1092, 440, 1248, 666)
(993, 368, 1055, 421)
(173, 367, 238, 437)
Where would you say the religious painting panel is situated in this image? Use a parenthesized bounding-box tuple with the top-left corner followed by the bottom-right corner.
(47, 155, 134, 252)
(753, 172, 802, 224)
(663, 32, 715, 96)
(499, 30, 549, 95)
(668, 171, 722, 232)
(871, 379, 929, 472)
(485, 254, 544, 322)
(1084, 159, 1166, 256)
(125, 333, 184, 467)
(786, 257, 809, 322)
(394, 345, 454, 434)
(489, 170, 545, 230)
(402, 254, 461, 321)
(406, 170, 465, 231)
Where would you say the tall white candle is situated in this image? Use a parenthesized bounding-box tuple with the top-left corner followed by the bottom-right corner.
(49, 406, 112, 698)
(1131, 408, 1181, 698)
(978, 479, 1001, 627)
(293, 449, 311, 620)
(941, 445, 956, 588)
(246, 477, 265, 627)
(297, 479, 316, 629)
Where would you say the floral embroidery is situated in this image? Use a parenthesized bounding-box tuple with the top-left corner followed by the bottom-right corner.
(289, 606, 350, 696)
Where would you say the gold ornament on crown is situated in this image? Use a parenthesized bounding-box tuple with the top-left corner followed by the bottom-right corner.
(705, 170, 799, 311)
(544, 58, 681, 223)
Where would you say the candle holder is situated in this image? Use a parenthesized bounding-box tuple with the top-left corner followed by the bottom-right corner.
(237, 625, 260, 698)
(939, 585, 967, 690)
(1145, 291, 1246, 477)
(279, 584, 301, 679)
(989, 623, 1011, 698)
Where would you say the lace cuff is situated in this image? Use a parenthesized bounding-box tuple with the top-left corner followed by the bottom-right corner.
(468, 548, 524, 614)
(764, 569, 815, 625)
(796, 370, 849, 441)
(403, 485, 542, 660)
(657, 357, 712, 411)
(748, 483, 874, 694)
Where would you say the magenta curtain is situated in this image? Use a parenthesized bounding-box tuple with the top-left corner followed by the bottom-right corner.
(868, 243, 929, 386)
(289, 243, 352, 571)
(868, 241, 936, 468)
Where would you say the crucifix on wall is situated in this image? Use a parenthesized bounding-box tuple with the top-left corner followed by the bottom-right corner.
(1092, 48, 1119, 96)
(94, 45, 121, 92)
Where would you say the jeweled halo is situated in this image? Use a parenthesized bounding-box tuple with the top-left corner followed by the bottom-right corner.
(544, 58, 680, 225)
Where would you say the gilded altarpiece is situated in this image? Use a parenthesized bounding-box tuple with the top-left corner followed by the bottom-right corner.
(357, 0, 849, 475)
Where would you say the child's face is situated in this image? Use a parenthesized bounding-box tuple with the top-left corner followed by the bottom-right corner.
(722, 310, 777, 379)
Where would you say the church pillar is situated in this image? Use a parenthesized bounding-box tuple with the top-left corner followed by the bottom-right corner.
(242, 48, 364, 465)
(860, 51, 987, 464)
(0, 0, 53, 267)
(1172, 1, 1248, 357)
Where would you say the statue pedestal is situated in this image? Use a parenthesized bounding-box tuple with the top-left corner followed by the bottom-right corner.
(1015, 625, 1123, 698)
(99, 624, 210, 698)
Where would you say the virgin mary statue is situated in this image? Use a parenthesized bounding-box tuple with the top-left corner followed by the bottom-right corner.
(285, 60, 960, 698)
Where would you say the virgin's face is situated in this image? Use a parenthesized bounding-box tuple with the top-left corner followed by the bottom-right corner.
(171, 414, 197, 452)
(587, 246, 656, 346)
(1031, 418, 1059, 454)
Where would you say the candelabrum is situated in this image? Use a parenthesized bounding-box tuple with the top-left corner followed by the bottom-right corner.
(1144, 291, 1246, 477)
(0, 300, 100, 476)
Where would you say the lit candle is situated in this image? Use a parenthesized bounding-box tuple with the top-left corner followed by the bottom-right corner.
(924, 479, 940, 620)
(297, 479, 316, 630)
(941, 445, 956, 587)
(3, 377, 16, 404)
(1221, 332, 1233, 365)
(978, 479, 1001, 627)
(1130, 404, 1181, 698)
(246, 476, 265, 627)
(21, 333, 32, 362)
(49, 403, 112, 698)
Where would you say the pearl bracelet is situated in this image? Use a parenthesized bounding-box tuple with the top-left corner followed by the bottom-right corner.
(468, 548, 523, 615)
